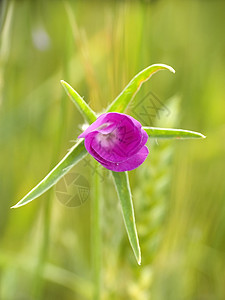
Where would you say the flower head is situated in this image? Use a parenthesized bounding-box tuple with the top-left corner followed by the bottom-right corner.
(78, 112, 149, 172)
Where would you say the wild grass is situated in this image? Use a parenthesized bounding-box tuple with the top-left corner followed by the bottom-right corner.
(0, 0, 225, 299)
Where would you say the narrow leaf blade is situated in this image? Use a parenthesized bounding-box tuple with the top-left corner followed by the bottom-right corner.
(112, 171, 141, 265)
(107, 64, 175, 113)
(61, 80, 97, 124)
(11, 140, 87, 208)
(143, 127, 206, 139)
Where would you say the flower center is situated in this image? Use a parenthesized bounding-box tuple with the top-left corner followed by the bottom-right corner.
(96, 130, 118, 149)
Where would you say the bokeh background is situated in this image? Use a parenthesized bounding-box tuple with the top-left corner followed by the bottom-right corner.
(0, 0, 225, 299)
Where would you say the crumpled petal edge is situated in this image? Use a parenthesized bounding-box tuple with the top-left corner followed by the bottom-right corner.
(99, 145, 149, 172)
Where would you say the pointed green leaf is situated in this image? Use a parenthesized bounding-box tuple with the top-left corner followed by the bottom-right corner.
(11, 140, 87, 208)
(107, 64, 175, 113)
(143, 127, 206, 139)
(111, 171, 141, 265)
(61, 80, 97, 124)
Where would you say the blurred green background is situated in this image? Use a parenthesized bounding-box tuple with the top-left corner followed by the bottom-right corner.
(0, 0, 225, 299)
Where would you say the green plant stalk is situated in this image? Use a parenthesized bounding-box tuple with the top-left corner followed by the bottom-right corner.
(32, 195, 51, 300)
(92, 162, 101, 300)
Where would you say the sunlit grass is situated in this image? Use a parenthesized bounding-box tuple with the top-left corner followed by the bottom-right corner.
(0, 0, 225, 299)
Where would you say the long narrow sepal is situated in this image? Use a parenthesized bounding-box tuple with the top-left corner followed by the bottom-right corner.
(143, 127, 206, 139)
(11, 140, 87, 208)
(61, 80, 97, 124)
(112, 171, 141, 265)
(107, 64, 175, 113)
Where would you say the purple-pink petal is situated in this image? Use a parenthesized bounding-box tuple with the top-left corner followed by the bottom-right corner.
(99, 146, 149, 172)
(78, 112, 149, 172)
(90, 118, 142, 163)
(78, 114, 108, 138)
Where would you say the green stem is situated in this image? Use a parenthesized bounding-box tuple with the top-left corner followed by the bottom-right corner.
(32, 194, 51, 299)
(92, 162, 101, 300)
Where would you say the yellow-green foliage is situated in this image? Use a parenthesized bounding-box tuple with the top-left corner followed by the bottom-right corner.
(0, 1, 224, 299)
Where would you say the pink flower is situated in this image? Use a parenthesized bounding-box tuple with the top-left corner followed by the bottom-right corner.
(78, 112, 149, 172)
